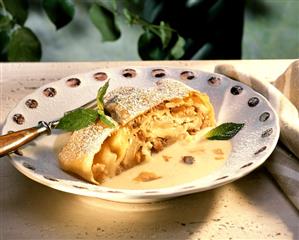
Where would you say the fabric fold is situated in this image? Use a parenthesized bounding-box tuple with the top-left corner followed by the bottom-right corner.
(215, 60, 299, 209)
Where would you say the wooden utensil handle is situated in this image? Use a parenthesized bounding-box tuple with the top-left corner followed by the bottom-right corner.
(0, 121, 51, 158)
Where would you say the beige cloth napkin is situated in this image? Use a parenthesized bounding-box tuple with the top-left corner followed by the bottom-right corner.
(215, 60, 299, 209)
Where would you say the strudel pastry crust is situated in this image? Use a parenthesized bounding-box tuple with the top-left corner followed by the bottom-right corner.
(58, 79, 215, 184)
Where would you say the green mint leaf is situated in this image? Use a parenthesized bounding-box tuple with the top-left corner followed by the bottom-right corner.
(42, 0, 75, 30)
(7, 27, 41, 61)
(57, 82, 114, 131)
(159, 21, 172, 49)
(56, 109, 98, 131)
(170, 34, 185, 59)
(96, 81, 115, 128)
(99, 114, 115, 128)
(206, 122, 245, 140)
(97, 81, 109, 113)
(89, 3, 121, 42)
(3, 0, 29, 25)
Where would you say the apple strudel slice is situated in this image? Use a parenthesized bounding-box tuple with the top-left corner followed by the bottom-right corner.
(58, 79, 215, 184)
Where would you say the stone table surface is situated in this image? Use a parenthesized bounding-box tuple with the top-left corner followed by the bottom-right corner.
(0, 60, 298, 240)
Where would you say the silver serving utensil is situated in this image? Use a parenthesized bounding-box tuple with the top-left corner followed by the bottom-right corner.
(0, 98, 97, 158)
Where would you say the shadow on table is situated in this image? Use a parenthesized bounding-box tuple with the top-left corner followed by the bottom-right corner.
(232, 166, 299, 238)
(2, 159, 217, 239)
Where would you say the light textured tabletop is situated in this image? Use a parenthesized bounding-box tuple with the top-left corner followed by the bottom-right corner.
(1, 60, 298, 240)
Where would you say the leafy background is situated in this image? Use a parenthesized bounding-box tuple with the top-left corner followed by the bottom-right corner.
(0, 0, 298, 61)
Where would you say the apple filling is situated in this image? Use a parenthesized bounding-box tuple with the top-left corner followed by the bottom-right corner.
(91, 92, 215, 183)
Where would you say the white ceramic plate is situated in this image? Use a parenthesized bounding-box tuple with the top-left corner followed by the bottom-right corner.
(2, 66, 280, 203)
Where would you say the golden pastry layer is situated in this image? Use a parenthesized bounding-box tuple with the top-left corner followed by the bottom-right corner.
(58, 79, 215, 184)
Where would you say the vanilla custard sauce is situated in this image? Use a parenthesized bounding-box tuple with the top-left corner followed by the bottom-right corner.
(102, 128, 231, 189)
(55, 128, 231, 189)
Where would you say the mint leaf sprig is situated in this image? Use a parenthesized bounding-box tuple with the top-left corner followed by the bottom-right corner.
(205, 122, 245, 140)
(55, 108, 98, 131)
(96, 81, 115, 128)
(56, 81, 115, 131)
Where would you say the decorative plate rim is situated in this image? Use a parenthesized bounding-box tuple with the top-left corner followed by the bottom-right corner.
(2, 66, 280, 202)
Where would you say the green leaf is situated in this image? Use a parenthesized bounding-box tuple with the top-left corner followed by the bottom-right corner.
(138, 27, 186, 60)
(97, 81, 109, 113)
(111, 0, 117, 11)
(56, 109, 98, 131)
(0, 30, 10, 61)
(206, 123, 245, 140)
(56, 82, 115, 131)
(96, 81, 115, 128)
(7, 27, 41, 61)
(97, 81, 115, 127)
(42, 0, 75, 29)
(170, 35, 185, 59)
(3, 0, 28, 25)
(89, 3, 120, 42)
(138, 30, 167, 60)
(159, 21, 172, 49)
(123, 8, 134, 24)
(99, 114, 115, 128)
(0, 14, 11, 30)
(0, 10, 13, 30)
